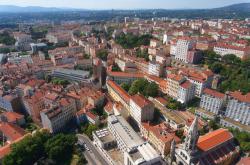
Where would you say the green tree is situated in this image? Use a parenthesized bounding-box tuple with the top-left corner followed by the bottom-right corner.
(116, 33, 152, 49)
(221, 54, 241, 65)
(209, 62, 224, 74)
(0, 31, 15, 45)
(143, 82, 159, 97)
(45, 134, 77, 163)
(2, 130, 51, 165)
(229, 128, 250, 152)
(81, 123, 98, 140)
(121, 83, 131, 92)
(96, 49, 108, 61)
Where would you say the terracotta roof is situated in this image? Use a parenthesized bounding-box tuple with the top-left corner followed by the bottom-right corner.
(215, 42, 248, 51)
(167, 74, 184, 82)
(0, 123, 26, 142)
(142, 122, 181, 143)
(59, 98, 71, 107)
(1, 112, 24, 123)
(203, 88, 225, 99)
(108, 71, 144, 78)
(86, 111, 98, 120)
(131, 94, 152, 108)
(104, 102, 113, 113)
(0, 134, 29, 159)
(229, 91, 250, 103)
(197, 129, 233, 152)
(107, 80, 131, 103)
(180, 81, 192, 89)
(155, 97, 168, 106)
(237, 157, 250, 165)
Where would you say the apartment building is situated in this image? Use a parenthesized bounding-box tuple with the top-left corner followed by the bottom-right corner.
(141, 122, 181, 156)
(199, 88, 226, 115)
(23, 91, 45, 123)
(148, 61, 165, 77)
(214, 43, 250, 60)
(175, 38, 196, 63)
(166, 74, 185, 99)
(107, 71, 144, 84)
(224, 91, 250, 126)
(129, 94, 155, 127)
(106, 80, 131, 110)
(177, 80, 196, 104)
(0, 94, 22, 113)
(40, 98, 77, 133)
(179, 69, 214, 97)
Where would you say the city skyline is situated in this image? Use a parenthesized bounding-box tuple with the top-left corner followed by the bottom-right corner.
(0, 0, 249, 9)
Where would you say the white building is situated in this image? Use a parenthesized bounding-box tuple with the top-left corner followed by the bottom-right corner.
(129, 95, 154, 126)
(175, 39, 195, 63)
(200, 88, 226, 115)
(40, 98, 76, 133)
(124, 143, 165, 165)
(148, 61, 164, 77)
(115, 58, 137, 72)
(108, 114, 164, 165)
(107, 114, 144, 152)
(0, 94, 20, 112)
(52, 68, 90, 83)
(178, 81, 196, 104)
(224, 91, 250, 126)
(213, 43, 250, 60)
(13, 32, 32, 51)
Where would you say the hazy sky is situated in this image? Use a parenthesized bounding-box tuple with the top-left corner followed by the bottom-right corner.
(0, 0, 249, 9)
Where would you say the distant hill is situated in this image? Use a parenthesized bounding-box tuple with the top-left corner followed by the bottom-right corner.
(0, 3, 250, 13)
(215, 3, 250, 12)
(0, 5, 83, 13)
(0, 3, 249, 23)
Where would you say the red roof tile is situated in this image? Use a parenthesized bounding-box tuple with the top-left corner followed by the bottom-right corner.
(131, 94, 152, 108)
(229, 91, 250, 103)
(0, 123, 26, 142)
(107, 80, 131, 103)
(203, 88, 225, 99)
(197, 129, 233, 152)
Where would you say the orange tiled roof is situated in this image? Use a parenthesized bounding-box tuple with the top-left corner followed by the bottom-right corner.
(203, 88, 225, 99)
(107, 80, 131, 103)
(142, 122, 181, 143)
(0, 123, 26, 142)
(131, 94, 152, 108)
(197, 129, 233, 152)
(229, 91, 250, 103)
(108, 71, 144, 78)
(237, 157, 250, 165)
(180, 81, 192, 89)
(1, 112, 24, 123)
(167, 74, 184, 82)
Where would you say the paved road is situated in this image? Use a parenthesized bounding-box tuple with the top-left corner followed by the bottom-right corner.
(77, 134, 109, 165)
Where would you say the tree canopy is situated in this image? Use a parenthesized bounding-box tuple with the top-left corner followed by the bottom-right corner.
(128, 78, 159, 97)
(96, 49, 108, 61)
(2, 130, 51, 165)
(116, 33, 152, 49)
(2, 131, 77, 165)
(229, 128, 250, 152)
(0, 31, 15, 45)
(202, 51, 250, 94)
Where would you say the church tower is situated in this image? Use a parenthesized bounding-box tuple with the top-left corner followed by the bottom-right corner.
(184, 116, 199, 155)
